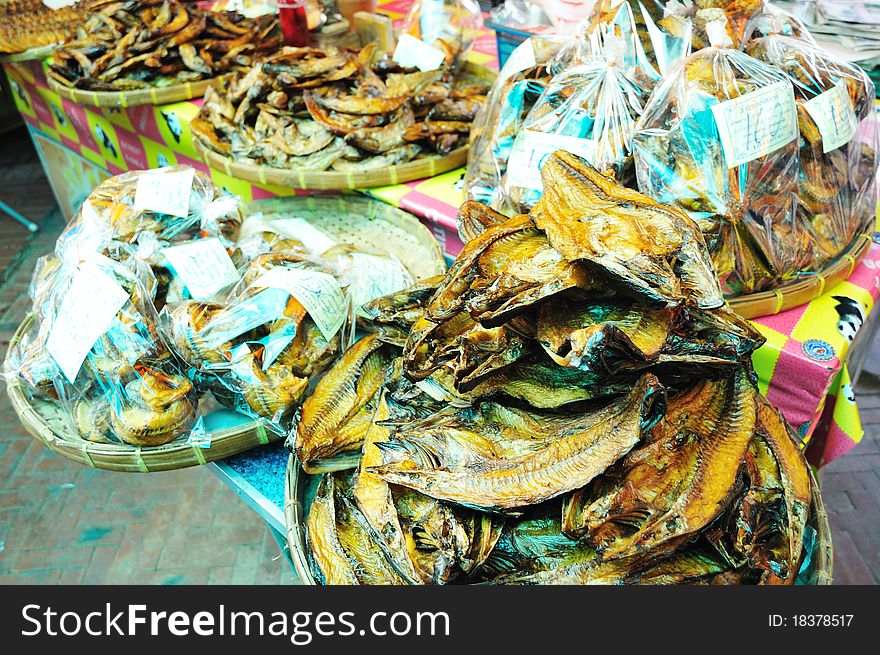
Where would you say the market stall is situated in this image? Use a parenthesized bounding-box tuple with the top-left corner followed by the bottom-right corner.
(1, 0, 878, 584)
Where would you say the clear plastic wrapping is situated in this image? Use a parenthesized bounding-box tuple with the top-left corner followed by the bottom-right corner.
(396, 0, 484, 62)
(501, 48, 652, 212)
(8, 236, 202, 447)
(464, 34, 570, 213)
(166, 250, 349, 433)
(745, 18, 879, 268)
(633, 20, 806, 295)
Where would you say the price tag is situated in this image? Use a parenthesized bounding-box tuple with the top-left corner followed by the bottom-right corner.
(162, 238, 239, 301)
(803, 80, 859, 153)
(42, 0, 78, 9)
(346, 253, 413, 313)
(47, 264, 130, 383)
(506, 130, 595, 191)
(499, 39, 537, 81)
(253, 267, 347, 341)
(392, 33, 447, 72)
(711, 81, 798, 168)
(133, 168, 196, 218)
(266, 217, 337, 254)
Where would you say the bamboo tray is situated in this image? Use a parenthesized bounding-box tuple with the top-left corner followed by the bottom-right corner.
(0, 44, 58, 63)
(193, 62, 496, 191)
(6, 314, 279, 473)
(46, 72, 227, 108)
(285, 456, 832, 585)
(728, 232, 872, 319)
(6, 195, 445, 472)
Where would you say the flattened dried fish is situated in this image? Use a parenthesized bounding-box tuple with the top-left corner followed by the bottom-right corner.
(295, 333, 397, 473)
(565, 369, 756, 559)
(532, 151, 723, 310)
(371, 374, 666, 511)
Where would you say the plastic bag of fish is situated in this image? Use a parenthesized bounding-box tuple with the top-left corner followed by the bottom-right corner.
(633, 11, 811, 296)
(166, 220, 417, 434)
(191, 40, 490, 172)
(296, 150, 816, 585)
(743, 5, 879, 270)
(395, 0, 483, 62)
(57, 167, 243, 312)
(47, 0, 281, 91)
(4, 225, 205, 447)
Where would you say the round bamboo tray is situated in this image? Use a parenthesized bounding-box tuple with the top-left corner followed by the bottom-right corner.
(285, 456, 832, 585)
(728, 232, 872, 319)
(46, 73, 227, 108)
(0, 43, 58, 63)
(196, 142, 468, 191)
(6, 314, 279, 473)
(242, 194, 447, 281)
(6, 196, 445, 472)
(193, 61, 497, 190)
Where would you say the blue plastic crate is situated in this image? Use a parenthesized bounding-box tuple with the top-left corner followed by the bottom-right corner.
(485, 20, 531, 68)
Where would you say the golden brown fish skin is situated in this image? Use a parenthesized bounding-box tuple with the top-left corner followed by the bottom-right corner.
(531, 151, 723, 310)
(568, 368, 757, 559)
(296, 334, 397, 473)
(333, 473, 408, 585)
(537, 297, 677, 369)
(370, 374, 666, 511)
(456, 200, 510, 243)
(307, 474, 361, 585)
(353, 388, 423, 584)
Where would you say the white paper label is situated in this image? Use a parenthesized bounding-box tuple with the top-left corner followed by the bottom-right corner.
(711, 81, 798, 168)
(42, 0, 77, 9)
(392, 33, 447, 72)
(133, 168, 196, 218)
(499, 39, 537, 81)
(803, 80, 859, 153)
(267, 217, 337, 254)
(506, 130, 596, 191)
(162, 238, 239, 301)
(47, 264, 130, 383)
(347, 253, 414, 313)
(253, 267, 347, 341)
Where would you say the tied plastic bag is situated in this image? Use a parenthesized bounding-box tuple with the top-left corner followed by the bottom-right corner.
(393, 0, 483, 71)
(632, 15, 805, 295)
(464, 34, 570, 215)
(501, 39, 652, 212)
(745, 18, 879, 267)
(60, 167, 243, 310)
(5, 234, 203, 447)
(166, 249, 351, 432)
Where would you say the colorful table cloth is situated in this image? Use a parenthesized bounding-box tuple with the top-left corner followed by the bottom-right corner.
(3, 2, 878, 466)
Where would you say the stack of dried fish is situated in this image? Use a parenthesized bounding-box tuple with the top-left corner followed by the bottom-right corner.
(296, 150, 816, 585)
(0, 0, 83, 54)
(191, 41, 489, 171)
(47, 0, 280, 91)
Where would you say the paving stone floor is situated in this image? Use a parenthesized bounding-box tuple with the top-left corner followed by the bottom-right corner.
(0, 127, 877, 584)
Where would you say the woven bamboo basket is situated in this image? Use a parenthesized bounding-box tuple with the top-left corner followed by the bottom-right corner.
(6, 195, 445, 472)
(193, 61, 496, 191)
(6, 314, 280, 473)
(46, 72, 227, 108)
(285, 456, 832, 585)
(0, 43, 58, 63)
(728, 233, 872, 319)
